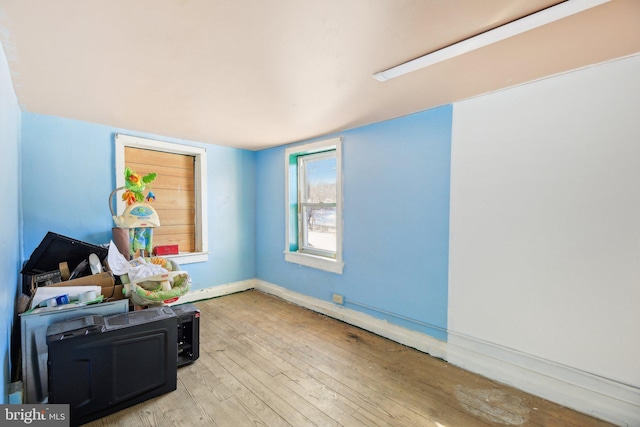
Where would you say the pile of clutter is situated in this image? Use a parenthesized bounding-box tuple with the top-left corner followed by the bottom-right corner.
(19, 232, 119, 314)
(20, 231, 191, 314)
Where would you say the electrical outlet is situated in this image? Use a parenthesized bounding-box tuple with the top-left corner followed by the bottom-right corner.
(332, 293, 344, 305)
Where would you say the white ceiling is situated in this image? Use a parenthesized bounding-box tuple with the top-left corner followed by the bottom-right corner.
(1, 0, 639, 150)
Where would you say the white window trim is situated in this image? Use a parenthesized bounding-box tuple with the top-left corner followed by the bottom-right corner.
(115, 134, 208, 264)
(284, 137, 344, 274)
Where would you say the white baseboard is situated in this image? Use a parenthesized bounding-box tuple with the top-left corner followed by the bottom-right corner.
(446, 334, 640, 427)
(253, 280, 448, 359)
(175, 278, 257, 305)
(182, 279, 639, 427)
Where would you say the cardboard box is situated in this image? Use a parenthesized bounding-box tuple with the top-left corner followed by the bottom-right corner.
(33, 272, 126, 301)
(102, 284, 125, 301)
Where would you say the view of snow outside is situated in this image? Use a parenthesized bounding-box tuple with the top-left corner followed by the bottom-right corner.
(307, 208, 336, 252)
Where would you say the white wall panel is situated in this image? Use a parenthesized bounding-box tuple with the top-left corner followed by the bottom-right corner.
(449, 55, 640, 388)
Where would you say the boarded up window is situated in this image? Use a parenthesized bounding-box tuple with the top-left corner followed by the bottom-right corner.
(125, 147, 195, 253)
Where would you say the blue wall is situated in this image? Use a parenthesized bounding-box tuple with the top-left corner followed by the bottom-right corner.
(256, 106, 452, 340)
(21, 113, 256, 290)
(0, 43, 22, 403)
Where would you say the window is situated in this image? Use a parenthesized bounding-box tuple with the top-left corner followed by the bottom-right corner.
(115, 134, 208, 264)
(285, 137, 343, 273)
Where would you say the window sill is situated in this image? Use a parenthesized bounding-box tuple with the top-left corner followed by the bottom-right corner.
(284, 251, 344, 274)
(166, 252, 208, 265)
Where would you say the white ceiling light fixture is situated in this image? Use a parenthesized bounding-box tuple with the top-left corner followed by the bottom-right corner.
(373, 0, 611, 82)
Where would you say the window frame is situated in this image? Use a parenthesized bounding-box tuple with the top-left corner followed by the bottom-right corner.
(115, 133, 208, 264)
(284, 137, 344, 274)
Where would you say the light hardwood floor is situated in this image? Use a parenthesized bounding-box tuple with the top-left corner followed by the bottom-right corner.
(87, 290, 613, 426)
